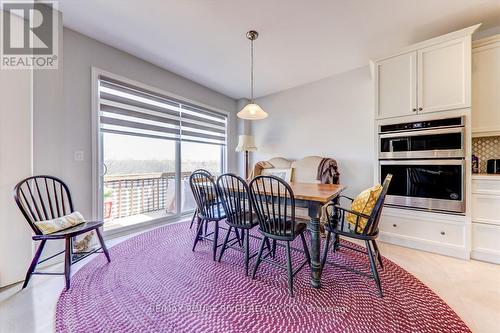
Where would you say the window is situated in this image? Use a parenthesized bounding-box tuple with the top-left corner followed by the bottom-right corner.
(181, 141, 225, 212)
(96, 74, 227, 231)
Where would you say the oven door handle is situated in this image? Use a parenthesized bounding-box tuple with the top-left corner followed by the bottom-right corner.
(379, 127, 464, 139)
(379, 159, 465, 166)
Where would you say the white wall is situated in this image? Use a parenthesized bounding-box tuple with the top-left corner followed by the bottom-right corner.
(0, 14, 34, 287)
(252, 66, 374, 197)
(475, 25, 500, 40)
(1, 23, 238, 285)
(53, 28, 238, 220)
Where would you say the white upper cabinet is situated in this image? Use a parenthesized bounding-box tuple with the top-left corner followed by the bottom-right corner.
(375, 52, 417, 119)
(472, 35, 500, 136)
(418, 37, 471, 114)
(373, 25, 479, 120)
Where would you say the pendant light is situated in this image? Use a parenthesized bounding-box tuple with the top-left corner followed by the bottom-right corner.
(237, 30, 268, 120)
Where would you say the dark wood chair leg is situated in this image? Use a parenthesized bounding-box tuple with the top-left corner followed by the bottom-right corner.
(271, 239, 277, 258)
(240, 228, 245, 243)
(285, 241, 294, 297)
(189, 209, 197, 229)
(366, 240, 383, 297)
(372, 240, 384, 269)
(321, 231, 331, 271)
(332, 233, 339, 252)
(264, 237, 272, 251)
(217, 226, 232, 262)
(64, 237, 72, 290)
(300, 232, 311, 267)
(95, 227, 111, 262)
(236, 228, 243, 247)
(252, 237, 267, 279)
(244, 229, 250, 276)
(22, 240, 46, 289)
(192, 219, 204, 251)
(212, 221, 219, 261)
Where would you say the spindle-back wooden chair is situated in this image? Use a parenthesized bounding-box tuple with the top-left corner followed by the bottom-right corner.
(249, 175, 311, 297)
(321, 174, 392, 297)
(13, 175, 110, 290)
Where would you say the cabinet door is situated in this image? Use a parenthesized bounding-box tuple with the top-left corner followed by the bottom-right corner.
(418, 37, 471, 113)
(472, 40, 500, 134)
(375, 52, 417, 119)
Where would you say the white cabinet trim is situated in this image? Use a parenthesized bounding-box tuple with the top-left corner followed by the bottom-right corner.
(379, 232, 469, 259)
(373, 24, 480, 63)
(471, 34, 500, 135)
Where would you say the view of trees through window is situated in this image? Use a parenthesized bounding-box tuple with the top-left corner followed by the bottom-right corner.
(102, 132, 224, 230)
(104, 134, 222, 176)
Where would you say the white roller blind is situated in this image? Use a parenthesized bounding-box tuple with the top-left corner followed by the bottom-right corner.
(98, 76, 227, 145)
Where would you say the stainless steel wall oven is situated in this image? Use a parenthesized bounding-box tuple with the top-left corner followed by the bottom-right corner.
(378, 117, 465, 214)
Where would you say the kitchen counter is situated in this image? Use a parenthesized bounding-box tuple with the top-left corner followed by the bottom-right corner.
(472, 173, 500, 180)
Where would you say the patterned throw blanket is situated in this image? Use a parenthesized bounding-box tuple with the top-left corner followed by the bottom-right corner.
(316, 158, 340, 184)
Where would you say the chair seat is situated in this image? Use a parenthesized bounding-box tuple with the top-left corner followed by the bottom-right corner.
(325, 220, 378, 240)
(259, 221, 308, 240)
(197, 202, 226, 221)
(226, 211, 259, 229)
(32, 221, 104, 240)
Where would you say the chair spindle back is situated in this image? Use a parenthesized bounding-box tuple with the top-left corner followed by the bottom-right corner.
(249, 175, 296, 240)
(189, 171, 222, 220)
(216, 173, 253, 228)
(362, 174, 393, 235)
(14, 175, 74, 235)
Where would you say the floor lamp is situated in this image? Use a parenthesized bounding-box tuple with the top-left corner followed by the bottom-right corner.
(236, 135, 257, 179)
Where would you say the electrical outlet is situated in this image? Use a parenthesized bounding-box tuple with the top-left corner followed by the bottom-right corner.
(74, 151, 84, 161)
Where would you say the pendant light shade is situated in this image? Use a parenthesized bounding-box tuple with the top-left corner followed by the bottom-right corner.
(237, 103, 268, 120)
(238, 30, 268, 120)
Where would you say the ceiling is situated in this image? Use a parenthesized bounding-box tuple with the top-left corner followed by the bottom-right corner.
(58, 0, 500, 99)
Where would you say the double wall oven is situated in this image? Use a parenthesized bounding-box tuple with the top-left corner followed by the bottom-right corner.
(378, 117, 465, 214)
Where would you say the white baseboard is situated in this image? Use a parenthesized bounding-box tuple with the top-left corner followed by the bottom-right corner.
(471, 249, 500, 264)
(379, 231, 470, 259)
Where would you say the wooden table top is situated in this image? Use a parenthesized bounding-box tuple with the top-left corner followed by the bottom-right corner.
(249, 181, 346, 203)
(287, 182, 346, 203)
(198, 179, 346, 203)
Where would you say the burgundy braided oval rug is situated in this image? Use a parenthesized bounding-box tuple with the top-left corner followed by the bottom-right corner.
(56, 221, 470, 333)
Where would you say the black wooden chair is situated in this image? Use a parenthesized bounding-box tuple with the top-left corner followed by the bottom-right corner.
(13, 175, 111, 290)
(216, 173, 271, 276)
(190, 170, 226, 261)
(321, 174, 392, 297)
(188, 169, 213, 230)
(249, 175, 311, 297)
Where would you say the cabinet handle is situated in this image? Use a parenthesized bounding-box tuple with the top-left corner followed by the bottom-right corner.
(412, 108, 417, 112)
(440, 231, 445, 235)
(418, 107, 423, 111)
(392, 224, 397, 227)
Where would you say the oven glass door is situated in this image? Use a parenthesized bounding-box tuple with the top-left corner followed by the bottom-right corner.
(379, 127, 464, 159)
(380, 160, 465, 213)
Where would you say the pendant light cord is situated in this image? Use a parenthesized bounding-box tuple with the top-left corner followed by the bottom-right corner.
(250, 38, 254, 102)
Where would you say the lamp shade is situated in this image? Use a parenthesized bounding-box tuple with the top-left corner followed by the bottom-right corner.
(235, 135, 257, 152)
(237, 103, 268, 120)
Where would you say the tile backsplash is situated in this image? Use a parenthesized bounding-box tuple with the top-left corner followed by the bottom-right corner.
(472, 136, 500, 173)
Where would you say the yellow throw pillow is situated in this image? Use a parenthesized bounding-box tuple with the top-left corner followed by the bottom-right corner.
(346, 184, 383, 233)
(34, 211, 85, 234)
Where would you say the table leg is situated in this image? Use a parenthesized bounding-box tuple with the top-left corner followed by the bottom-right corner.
(307, 202, 321, 289)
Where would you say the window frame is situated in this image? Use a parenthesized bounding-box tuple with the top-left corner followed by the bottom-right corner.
(91, 68, 230, 236)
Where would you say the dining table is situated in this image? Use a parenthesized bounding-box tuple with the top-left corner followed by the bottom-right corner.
(262, 182, 346, 288)
(197, 178, 346, 288)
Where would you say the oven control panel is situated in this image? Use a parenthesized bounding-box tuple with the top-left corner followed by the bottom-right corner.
(380, 117, 464, 133)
